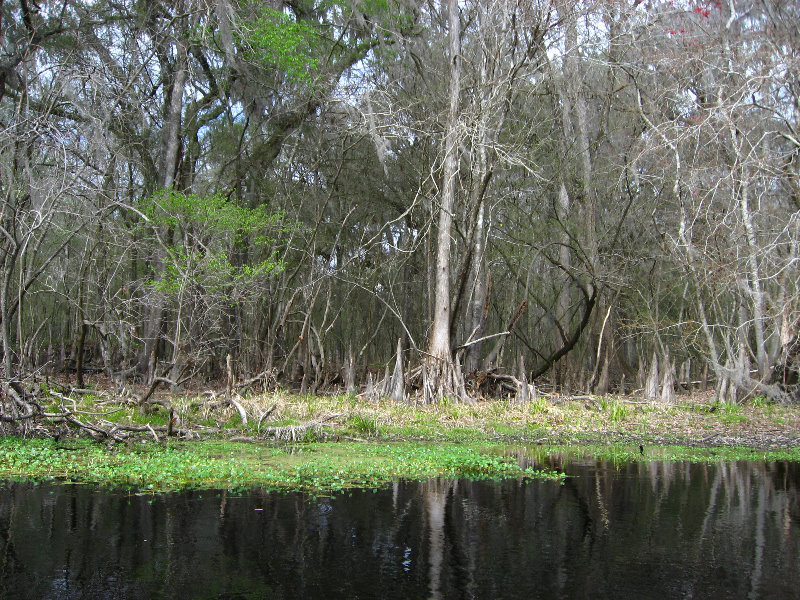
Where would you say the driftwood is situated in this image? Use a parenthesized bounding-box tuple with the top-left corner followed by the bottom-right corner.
(229, 395, 248, 425)
(48, 390, 123, 416)
(4, 376, 337, 443)
(135, 376, 177, 406)
(45, 386, 188, 442)
(65, 387, 109, 397)
(63, 413, 127, 443)
(481, 371, 523, 396)
(99, 420, 194, 438)
(1, 380, 41, 422)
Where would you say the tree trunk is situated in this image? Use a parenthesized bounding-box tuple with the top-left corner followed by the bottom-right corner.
(516, 354, 530, 404)
(0, 261, 15, 379)
(139, 12, 188, 381)
(423, 0, 465, 402)
(343, 345, 356, 395)
(75, 320, 87, 389)
(645, 351, 659, 399)
(738, 170, 769, 379)
(660, 354, 675, 403)
(464, 200, 488, 374)
(554, 182, 572, 388)
(388, 338, 405, 403)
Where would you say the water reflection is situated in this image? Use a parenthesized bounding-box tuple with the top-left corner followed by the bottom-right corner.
(0, 458, 798, 599)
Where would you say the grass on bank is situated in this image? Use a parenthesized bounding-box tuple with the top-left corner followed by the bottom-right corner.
(531, 443, 800, 464)
(36, 387, 800, 445)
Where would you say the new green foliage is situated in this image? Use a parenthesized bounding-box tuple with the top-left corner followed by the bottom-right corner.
(143, 190, 286, 295)
(236, 0, 416, 82)
(239, 3, 320, 82)
(145, 190, 282, 241)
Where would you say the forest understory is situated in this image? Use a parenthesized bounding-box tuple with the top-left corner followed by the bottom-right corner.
(3, 0, 800, 448)
(3, 372, 798, 451)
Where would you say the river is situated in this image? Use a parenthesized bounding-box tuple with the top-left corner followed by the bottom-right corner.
(0, 457, 798, 599)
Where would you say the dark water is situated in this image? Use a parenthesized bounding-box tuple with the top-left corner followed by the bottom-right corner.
(1, 458, 799, 600)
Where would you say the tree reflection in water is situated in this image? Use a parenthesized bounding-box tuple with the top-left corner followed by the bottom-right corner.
(0, 458, 798, 599)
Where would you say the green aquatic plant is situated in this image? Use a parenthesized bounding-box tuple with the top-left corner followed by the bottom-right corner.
(0, 438, 564, 494)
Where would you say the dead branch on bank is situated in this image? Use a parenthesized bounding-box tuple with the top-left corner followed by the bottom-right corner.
(257, 403, 278, 431)
(135, 376, 177, 406)
(259, 412, 343, 441)
(236, 368, 278, 392)
(201, 390, 249, 426)
(1, 380, 40, 422)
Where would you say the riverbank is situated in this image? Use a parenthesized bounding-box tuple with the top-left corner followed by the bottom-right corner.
(0, 387, 798, 492)
(27, 385, 800, 448)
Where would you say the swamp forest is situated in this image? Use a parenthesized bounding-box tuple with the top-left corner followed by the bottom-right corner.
(2, 0, 800, 430)
(2, 4, 800, 598)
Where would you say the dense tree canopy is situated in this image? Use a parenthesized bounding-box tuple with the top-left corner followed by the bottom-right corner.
(2, 0, 799, 410)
